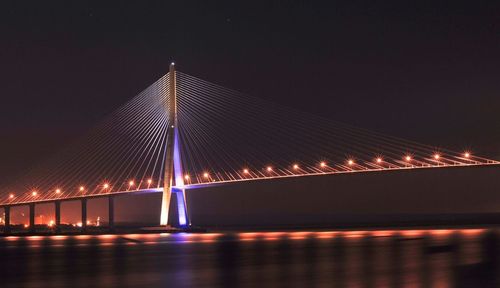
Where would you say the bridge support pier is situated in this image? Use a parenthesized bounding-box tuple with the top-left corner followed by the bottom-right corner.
(160, 62, 189, 228)
(3, 206, 10, 234)
(81, 199, 87, 232)
(55, 201, 61, 233)
(172, 188, 188, 227)
(29, 203, 35, 233)
(108, 196, 114, 232)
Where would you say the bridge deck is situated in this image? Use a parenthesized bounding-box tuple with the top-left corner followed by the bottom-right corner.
(2, 162, 498, 207)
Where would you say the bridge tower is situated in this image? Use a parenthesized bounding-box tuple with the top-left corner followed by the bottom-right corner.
(160, 63, 189, 227)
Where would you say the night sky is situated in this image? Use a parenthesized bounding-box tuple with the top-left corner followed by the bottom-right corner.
(1, 1, 499, 187)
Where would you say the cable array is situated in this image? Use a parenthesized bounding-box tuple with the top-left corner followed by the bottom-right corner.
(3, 74, 171, 204)
(1, 70, 497, 205)
(176, 72, 496, 185)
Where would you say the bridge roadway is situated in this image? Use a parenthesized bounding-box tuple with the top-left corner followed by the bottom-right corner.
(1, 162, 499, 234)
(0, 188, 162, 234)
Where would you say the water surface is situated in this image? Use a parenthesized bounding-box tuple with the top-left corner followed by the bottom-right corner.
(0, 228, 498, 287)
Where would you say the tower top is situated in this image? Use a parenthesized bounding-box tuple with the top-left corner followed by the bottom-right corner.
(169, 62, 175, 73)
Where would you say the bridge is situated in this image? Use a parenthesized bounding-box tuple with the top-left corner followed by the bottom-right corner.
(1, 63, 498, 233)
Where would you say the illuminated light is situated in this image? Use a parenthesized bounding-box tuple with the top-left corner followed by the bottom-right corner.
(9, 193, 14, 199)
(288, 231, 311, 239)
(32, 191, 38, 197)
(320, 161, 327, 168)
(376, 157, 383, 164)
(433, 154, 440, 160)
(293, 164, 299, 170)
(431, 229, 453, 237)
(79, 186, 85, 192)
(347, 159, 354, 166)
(405, 155, 412, 162)
(266, 166, 273, 172)
(203, 172, 209, 178)
(460, 229, 484, 236)
(55, 188, 61, 194)
(315, 231, 337, 239)
(75, 235, 91, 240)
(343, 231, 365, 238)
(371, 230, 394, 237)
(27, 236, 43, 241)
(103, 183, 109, 189)
(147, 179, 153, 184)
(24, 224, 28, 228)
(199, 233, 222, 243)
(238, 232, 261, 241)
(97, 234, 117, 240)
(184, 174, 190, 180)
(264, 233, 285, 241)
(464, 152, 471, 158)
(48, 220, 54, 227)
(264, 232, 285, 239)
(76, 222, 82, 227)
(243, 168, 249, 174)
(129, 180, 135, 186)
(401, 230, 423, 237)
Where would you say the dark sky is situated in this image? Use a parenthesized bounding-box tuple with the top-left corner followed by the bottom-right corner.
(1, 0, 499, 184)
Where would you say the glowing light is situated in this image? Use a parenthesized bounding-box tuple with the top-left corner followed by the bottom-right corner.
(9, 193, 14, 199)
(376, 157, 382, 163)
(79, 186, 85, 192)
(55, 188, 61, 194)
(371, 230, 394, 237)
(129, 180, 135, 186)
(293, 164, 299, 170)
(32, 191, 38, 197)
(184, 174, 190, 180)
(320, 161, 327, 168)
(24, 224, 28, 228)
(405, 155, 412, 162)
(173, 187, 188, 227)
(48, 220, 54, 227)
(464, 152, 471, 158)
(266, 166, 273, 172)
(203, 172, 209, 178)
(348, 159, 354, 166)
(76, 222, 82, 227)
(147, 179, 153, 184)
(433, 154, 440, 160)
(103, 183, 109, 189)
(401, 230, 423, 237)
(243, 169, 249, 174)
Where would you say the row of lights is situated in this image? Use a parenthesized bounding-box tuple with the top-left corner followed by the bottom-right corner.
(185, 152, 472, 181)
(8, 178, 156, 200)
(5, 152, 474, 199)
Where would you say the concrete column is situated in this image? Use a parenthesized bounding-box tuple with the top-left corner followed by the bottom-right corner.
(160, 62, 177, 226)
(81, 199, 87, 232)
(4, 206, 10, 234)
(29, 203, 35, 233)
(55, 201, 61, 232)
(108, 196, 115, 231)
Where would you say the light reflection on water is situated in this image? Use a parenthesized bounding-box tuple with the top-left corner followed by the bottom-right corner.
(0, 228, 498, 287)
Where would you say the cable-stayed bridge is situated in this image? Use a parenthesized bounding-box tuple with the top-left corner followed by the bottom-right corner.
(1, 63, 498, 232)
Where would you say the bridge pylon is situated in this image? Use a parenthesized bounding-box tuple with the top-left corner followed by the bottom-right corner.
(160, 62, 189, 227)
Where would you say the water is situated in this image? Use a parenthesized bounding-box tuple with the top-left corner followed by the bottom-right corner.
(0, 228, 498, 287)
